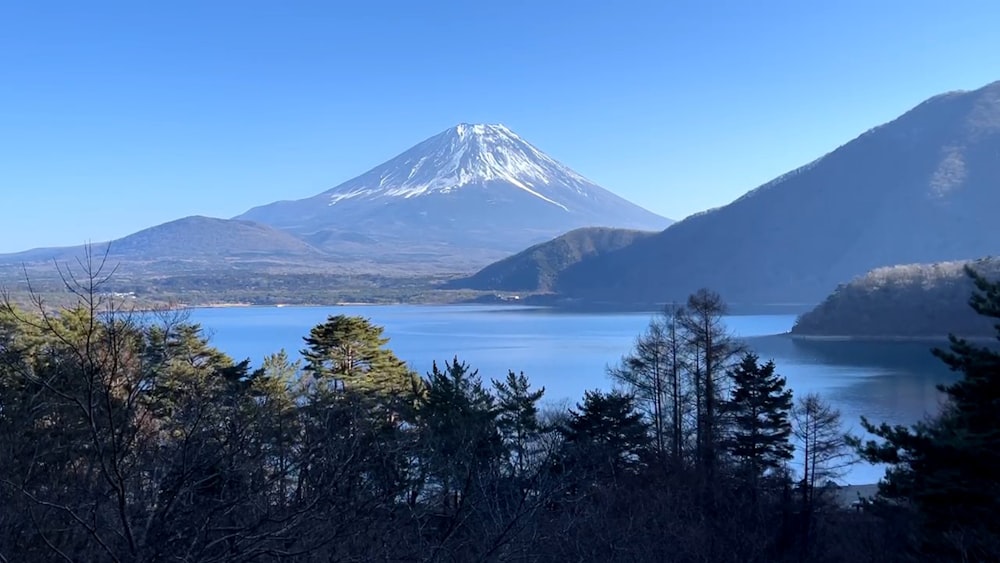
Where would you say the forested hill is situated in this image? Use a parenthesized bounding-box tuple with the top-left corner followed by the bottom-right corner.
(551, 81, 1000, 306)
(450, 227, 653, 292)
(791, 257, 1000, 338)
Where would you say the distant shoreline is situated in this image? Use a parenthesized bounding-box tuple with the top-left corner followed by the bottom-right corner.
(181, 301, 495, 311)
(170, 301, 811, 316)
(788, 332, 992, 343)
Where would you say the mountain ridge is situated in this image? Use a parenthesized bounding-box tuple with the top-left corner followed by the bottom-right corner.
(0, 216, 327, 266)
(542, 80, 1000, 306)
(1, 123, 672, 292)
(451, 227, 655, 293)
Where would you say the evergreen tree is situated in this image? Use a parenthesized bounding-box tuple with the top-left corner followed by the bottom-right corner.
(855, 266, 1000, 559)
(301, 315, 418, 413)
(146, 320, 238, 419)
(254, 350, 303, 502)
(723, 353, 794, 489)
(418, 357, 502, 511)
(493, 370, 545, 476)
(558, 390, 652, 483)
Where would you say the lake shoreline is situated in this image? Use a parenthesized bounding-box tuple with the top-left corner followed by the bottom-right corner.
(182, 299, 814, 317)
(788, 332, 993, 344)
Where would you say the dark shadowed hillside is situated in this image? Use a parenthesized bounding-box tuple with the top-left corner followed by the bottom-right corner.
(791, 257, 1000, 338)
(450, 227, 653, 292)
(553, 81, 1000, 306)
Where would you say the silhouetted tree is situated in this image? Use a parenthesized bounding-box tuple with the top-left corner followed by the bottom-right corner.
(418, 357, 502, 513)
(855, 266, 1000, 560)
(724, 352, 794, 494)
(493, 370, 545, 477)
(557, 390, 652, 486)
(608, 304, 688, 466)
(679, 289, 742, 481)
(793, 393, 852, 507)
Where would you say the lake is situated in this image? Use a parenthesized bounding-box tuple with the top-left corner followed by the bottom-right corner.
(188, 304, 958, 486)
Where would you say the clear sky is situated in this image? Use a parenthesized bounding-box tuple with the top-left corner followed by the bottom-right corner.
(1, 0, 998, 253)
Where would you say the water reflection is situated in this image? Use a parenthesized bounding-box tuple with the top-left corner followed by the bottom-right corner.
(751, 335, 956, 425)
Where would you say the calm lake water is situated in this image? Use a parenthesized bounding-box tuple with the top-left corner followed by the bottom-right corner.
(188, 304, 958, 485)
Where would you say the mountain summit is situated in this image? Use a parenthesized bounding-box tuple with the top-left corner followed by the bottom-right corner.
(324, 123, 599, 208)
(236, 124, 671, 263)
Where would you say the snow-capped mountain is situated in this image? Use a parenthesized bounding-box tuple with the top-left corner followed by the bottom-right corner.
(324, 124, 604, 209)
(236, 124, 671, 262)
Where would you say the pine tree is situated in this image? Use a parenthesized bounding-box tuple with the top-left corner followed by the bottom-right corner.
(855, 265, 1000, 559)
(301, 315, 418, 412)
(493, 370, 545, 476)
(418, 357, 502, 511)
(558, 390, 652, 484)
(254, 350, 303, 502)
(723, 353, 794, 489)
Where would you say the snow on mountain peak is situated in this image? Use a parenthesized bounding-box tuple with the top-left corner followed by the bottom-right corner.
(455, 122, 508, 137)
(323, 123, 597, 210)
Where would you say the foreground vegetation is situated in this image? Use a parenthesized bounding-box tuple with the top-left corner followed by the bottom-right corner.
(1, 259, 998, 561)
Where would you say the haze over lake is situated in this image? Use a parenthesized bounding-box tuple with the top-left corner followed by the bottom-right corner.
(189, 304, 958, 485)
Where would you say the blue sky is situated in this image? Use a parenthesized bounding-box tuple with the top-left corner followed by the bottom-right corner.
(1, 0, 998, 253)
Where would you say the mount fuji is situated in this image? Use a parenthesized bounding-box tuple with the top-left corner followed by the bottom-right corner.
(236, 124, 671, 264)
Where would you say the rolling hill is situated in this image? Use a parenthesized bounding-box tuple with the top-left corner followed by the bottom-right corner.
(451, 227, 654, 292)
(0, 216, 325, 268)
